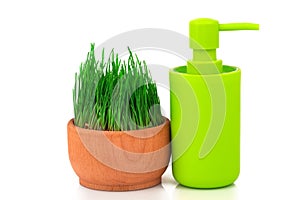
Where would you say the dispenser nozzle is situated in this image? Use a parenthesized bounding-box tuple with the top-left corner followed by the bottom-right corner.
(219, 23, 259, 31)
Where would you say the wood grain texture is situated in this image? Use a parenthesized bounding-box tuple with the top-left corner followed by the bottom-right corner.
(67, 118, 171, 191)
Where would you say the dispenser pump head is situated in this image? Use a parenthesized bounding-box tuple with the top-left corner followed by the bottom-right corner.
(188, 18, 259, 74)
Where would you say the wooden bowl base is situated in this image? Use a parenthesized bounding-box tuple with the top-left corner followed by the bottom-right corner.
(79, 178, 161, 191)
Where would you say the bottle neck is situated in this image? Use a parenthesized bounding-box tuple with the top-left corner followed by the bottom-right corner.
(187, 60, 223, 75)
(188, 49, 222, 74)
(193, 49, 217, 61)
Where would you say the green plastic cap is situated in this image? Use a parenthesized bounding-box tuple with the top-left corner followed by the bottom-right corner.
(188, 18, 259, 74)
(190, 18, 220, 50)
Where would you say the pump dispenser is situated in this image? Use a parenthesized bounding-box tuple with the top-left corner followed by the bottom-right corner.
(170, 18, 259, 188)
(188, 18, 259, 74)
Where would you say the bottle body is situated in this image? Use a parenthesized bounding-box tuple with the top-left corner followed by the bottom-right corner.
(170, 65, 240, 188)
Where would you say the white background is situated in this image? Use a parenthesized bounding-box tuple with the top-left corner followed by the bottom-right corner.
(0, 0, 299, 199)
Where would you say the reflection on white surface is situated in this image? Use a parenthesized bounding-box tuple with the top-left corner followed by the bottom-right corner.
(68, 166, 238, 200)
(173, 184, 238, 200)
(75, 184, 169, 200)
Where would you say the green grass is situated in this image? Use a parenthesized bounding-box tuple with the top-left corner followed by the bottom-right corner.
(73, 43, 164, 131)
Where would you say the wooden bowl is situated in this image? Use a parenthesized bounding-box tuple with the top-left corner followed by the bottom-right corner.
(67, 118, 170, 191)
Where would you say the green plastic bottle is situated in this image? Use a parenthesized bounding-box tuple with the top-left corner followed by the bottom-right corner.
(170, 18, 259, 188)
